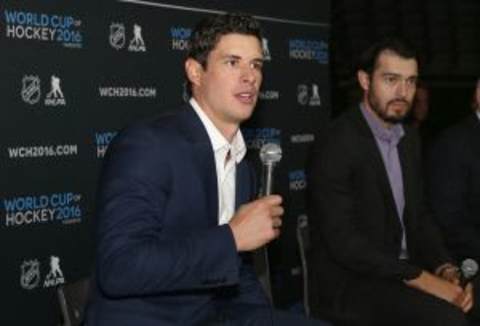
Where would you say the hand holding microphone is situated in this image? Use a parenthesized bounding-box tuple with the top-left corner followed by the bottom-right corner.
(436, 259, 477, 313)
(229, 143, 283, 252)
(457, 259, 477, 313)
(436, 258, 478, 287)
(459, 258, 478, 288)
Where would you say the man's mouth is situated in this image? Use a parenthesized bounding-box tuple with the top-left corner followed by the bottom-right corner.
(235, 91, 257, 104)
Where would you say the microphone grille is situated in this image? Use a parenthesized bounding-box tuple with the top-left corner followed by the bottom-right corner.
(259, 143, 282, 164)
(461, 258, 479, 278)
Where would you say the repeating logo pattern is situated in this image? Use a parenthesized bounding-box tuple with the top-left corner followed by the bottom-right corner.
(21, 74, 67, 107)
(109, 22, 147, 52)
(20, 256, 65, 290)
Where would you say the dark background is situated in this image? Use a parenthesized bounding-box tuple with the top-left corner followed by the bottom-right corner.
(1, 0, 329, 324)
(3, 0, 480, 324)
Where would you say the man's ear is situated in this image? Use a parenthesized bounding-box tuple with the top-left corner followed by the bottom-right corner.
(357, 70, 370, 92)
(185, 58, 203, 88)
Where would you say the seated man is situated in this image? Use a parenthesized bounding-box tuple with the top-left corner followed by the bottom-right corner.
(428, 77, 480, 323)
(308, 37, 473, 326)
(86, 12, 326, 326)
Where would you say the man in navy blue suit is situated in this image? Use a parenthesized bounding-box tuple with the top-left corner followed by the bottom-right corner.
(86, 13, 325, 325)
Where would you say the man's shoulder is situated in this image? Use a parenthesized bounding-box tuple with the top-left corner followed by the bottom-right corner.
(435, 114, 477, 147)
(118, 106, 193, 144)
(312, 108, 365, 158)
(325, 108, 365, 142)
(330, 107, 359, 129)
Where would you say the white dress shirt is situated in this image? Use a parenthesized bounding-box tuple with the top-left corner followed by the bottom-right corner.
(190, 98, 247, 225)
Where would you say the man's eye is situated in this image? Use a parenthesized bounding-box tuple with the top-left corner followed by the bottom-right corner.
(407, 79, 417, 86)
(252, 62, 263, 70)
(385, 76, 397, 84)
(226, 60, 238, 67)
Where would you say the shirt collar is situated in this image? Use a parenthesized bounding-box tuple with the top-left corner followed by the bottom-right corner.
(360, 103, 404, 144)
(190, 98, 246, 163)
(476, 110, 480, 122)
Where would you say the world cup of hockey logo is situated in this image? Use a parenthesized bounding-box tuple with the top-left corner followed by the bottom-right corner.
(109, 23, 126, 50)
(21, 75, 41, 105)
(20, 260, 41, 290)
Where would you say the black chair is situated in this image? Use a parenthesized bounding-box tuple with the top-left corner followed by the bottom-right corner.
(57, 277, 90, 326)
(296, 214, 311, 317)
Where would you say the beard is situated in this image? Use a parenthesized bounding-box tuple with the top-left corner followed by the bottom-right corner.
(368, 92, 411, 124)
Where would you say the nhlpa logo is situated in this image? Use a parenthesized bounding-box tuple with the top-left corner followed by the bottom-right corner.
(43, 256, 65, 287)
(297, 84, 321, 107)
(262, 38, 271, 61)
(128, 24, 146, 52)
(21, 75, 41, 105)
(20, 259, 41, 290)
(45, 75, 66, 106)
(109, 23, 126, 50)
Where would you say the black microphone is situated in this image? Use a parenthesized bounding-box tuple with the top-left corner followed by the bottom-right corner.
(460, 258, 478, 288)
(259, 143, 282, 196)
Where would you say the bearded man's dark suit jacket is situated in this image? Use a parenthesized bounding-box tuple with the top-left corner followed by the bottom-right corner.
(86, 105, 268, 325)
(428, 113, 480, 263)
(308, 107, 456, 324)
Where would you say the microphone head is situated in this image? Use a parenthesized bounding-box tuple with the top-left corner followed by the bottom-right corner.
(259, 143, 282, 165)
(461, 258, 479, 279)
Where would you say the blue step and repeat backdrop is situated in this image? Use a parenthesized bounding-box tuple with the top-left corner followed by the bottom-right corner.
(1, 0, 330, 324)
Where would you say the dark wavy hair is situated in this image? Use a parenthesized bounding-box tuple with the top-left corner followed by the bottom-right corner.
(184, 13, 263, 99)
(357, 37, 419, 76)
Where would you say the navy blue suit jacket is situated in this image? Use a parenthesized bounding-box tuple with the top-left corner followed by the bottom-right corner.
(86, 105, 268, 325)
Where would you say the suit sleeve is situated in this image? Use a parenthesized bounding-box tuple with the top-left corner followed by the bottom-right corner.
(428, 130, 480, 261)
(309, 130, 421, 281)
(95, 126, 240, 298)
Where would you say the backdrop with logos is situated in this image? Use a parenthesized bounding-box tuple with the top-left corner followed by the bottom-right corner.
(0, 0, 330, 324)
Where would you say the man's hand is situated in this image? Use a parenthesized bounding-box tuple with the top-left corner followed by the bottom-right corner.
(460, 283, 474, 313)
(435, 263, 460, 285)
(405, 270, 473, 313)
(229, 195, 283, 252)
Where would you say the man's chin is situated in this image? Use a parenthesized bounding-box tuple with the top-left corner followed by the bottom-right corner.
(383, 114, 407, 124)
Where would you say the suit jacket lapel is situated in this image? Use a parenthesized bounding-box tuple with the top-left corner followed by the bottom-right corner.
(398, 135, 413, 225)
(178, 105, 219, 225)
(235, 160, 252, 210)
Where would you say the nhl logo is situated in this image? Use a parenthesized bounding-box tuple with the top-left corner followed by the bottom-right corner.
(20, 260, 41, 290)
(110, 23, 126, 50)
(297, 84, 309, 106)
(21, 75, 41, 105)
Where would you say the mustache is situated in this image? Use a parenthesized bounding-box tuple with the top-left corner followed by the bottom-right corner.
(388, 99, 410, 106)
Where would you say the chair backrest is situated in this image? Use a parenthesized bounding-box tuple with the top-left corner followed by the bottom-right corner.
(296, 214, 310, 317)
(57, 277, 90, 326)
(252, 247, 273, 303)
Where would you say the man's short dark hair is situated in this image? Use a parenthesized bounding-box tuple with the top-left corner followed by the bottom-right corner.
(184, 13, 263, 98)
(357, 37, 419, 76)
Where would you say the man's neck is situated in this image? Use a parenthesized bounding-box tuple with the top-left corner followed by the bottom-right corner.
(194, 98, 238, 143)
